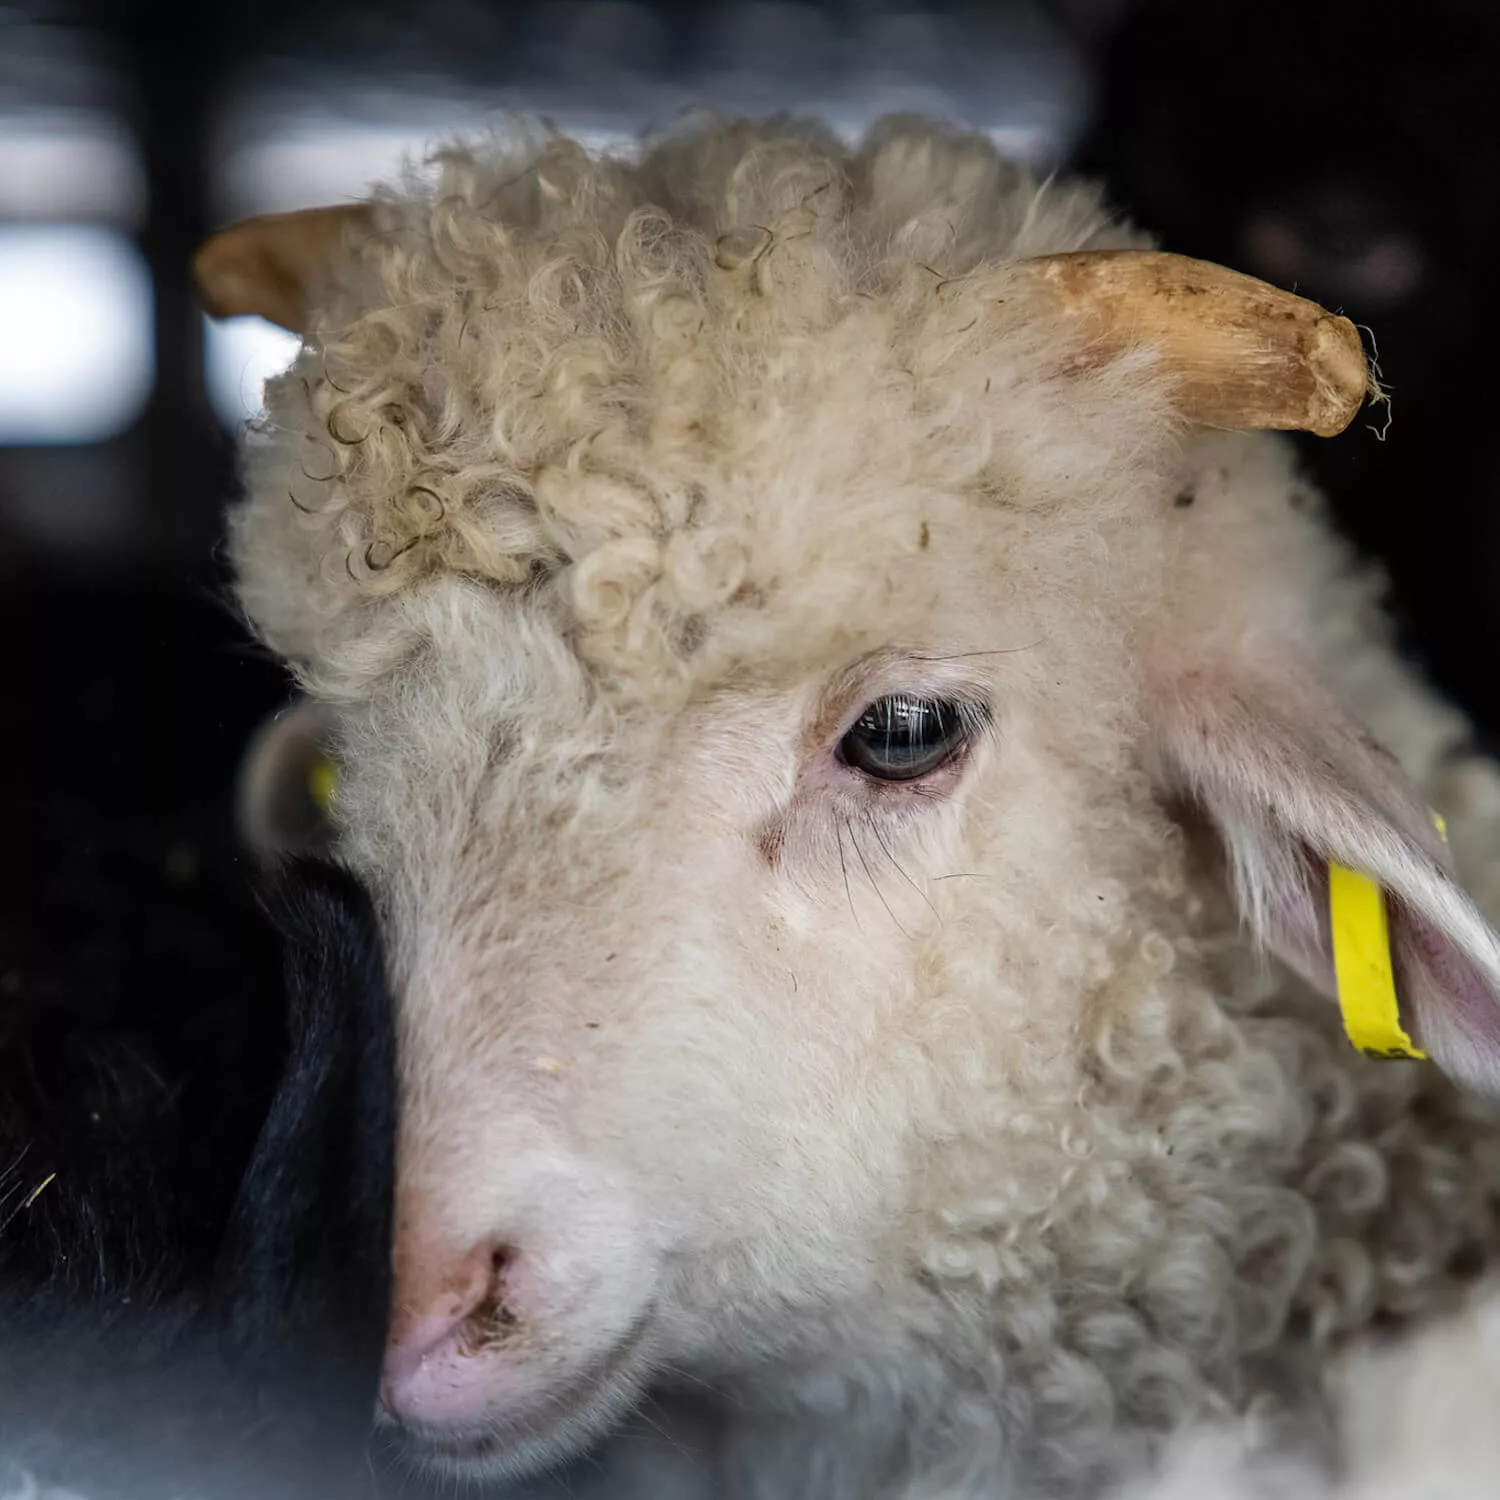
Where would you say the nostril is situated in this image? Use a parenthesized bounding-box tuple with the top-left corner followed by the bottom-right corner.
(382, 1239, 515, 1407)
(458, 1245, 520, 1353)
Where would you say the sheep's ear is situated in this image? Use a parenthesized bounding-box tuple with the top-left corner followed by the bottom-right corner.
(236, 698, 342, 861)
(194, 205, 373, 333)
(1143, 645, 1500, 1096)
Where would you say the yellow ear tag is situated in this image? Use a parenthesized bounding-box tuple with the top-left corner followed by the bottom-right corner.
(308, 754, 339, 814)
(1328, 812, 1444, 1062)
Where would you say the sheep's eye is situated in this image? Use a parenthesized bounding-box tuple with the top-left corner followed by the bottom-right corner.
(837, 696, 973, 782)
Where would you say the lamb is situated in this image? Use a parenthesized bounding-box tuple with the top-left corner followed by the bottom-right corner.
(197, 114, 1500, 1499)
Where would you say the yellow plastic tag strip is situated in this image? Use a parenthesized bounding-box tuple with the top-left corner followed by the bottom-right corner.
(309, 753, 339, 814)
(1328, 813, 1444, 1062)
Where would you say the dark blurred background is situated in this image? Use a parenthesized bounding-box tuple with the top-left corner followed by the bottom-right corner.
(3, 0, 1498, 884)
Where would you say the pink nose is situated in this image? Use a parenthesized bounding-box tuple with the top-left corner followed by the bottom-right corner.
(380, 1150, 660, 1444)
(380, 1240, 505, 1425)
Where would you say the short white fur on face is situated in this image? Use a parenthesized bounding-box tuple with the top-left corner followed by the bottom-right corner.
(230, 117, 1500, 1498)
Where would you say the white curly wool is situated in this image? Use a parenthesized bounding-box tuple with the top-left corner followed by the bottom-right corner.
(1115, 1280, 1500, 1500)
(228, 115, 1500, 1498)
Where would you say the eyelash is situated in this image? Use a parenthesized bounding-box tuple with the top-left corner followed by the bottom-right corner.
(749, 676, 995, 877)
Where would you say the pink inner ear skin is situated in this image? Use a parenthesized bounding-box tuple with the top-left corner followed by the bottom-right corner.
(1145, 647, 1500, 1096)
(1262, 857, 1337, 999)
(1391, 898, 1500, 1097)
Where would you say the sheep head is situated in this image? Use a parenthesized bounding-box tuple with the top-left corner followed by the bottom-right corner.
(208, 119, 1498, 1493)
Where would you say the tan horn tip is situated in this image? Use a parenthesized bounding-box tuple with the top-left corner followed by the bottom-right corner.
(193, 204, 374, 335)
(1303, 311, 1373, 438)
(1013, 250, 1376, 439)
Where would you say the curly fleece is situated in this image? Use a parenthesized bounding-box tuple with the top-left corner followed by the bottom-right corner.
(231, 115, 1500, 1499)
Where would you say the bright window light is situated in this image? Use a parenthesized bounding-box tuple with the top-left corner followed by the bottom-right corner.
(203, 313, 302, 428)
(203, 8, 1083, 431)
(0, 225, 154, 445)
(214, 106, 638, 222)
(0, 109, 145, 224)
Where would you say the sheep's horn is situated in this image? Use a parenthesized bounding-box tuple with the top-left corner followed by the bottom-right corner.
(1011, 250, 1372, 437)
(193, 205, 374, 333)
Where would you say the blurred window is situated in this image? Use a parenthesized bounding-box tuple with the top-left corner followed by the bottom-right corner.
(0, 105, 151, 447)
(0, 108, 145, 224)
(203, 315, 303, 429)
(204, 1, 1085, 427)
(0, 222, 154, 445)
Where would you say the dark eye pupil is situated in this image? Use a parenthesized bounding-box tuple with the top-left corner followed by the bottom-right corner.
(837, 696, 970, 781)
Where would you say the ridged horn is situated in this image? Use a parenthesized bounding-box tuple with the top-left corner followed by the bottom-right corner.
(194, 205, 374, 334)
(1012, 250, 1372, 437)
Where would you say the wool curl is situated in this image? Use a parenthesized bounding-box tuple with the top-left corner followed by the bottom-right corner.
(1106, 1277, 1500, 1500)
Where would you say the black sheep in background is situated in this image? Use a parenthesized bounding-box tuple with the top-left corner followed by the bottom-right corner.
(0, 568, 395, 1497)
(1069, 0, 1500, 749)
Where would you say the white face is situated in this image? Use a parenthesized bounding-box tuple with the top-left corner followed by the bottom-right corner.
(226, 203, 1188, 1481)
(328, 563, 1107, 1483)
